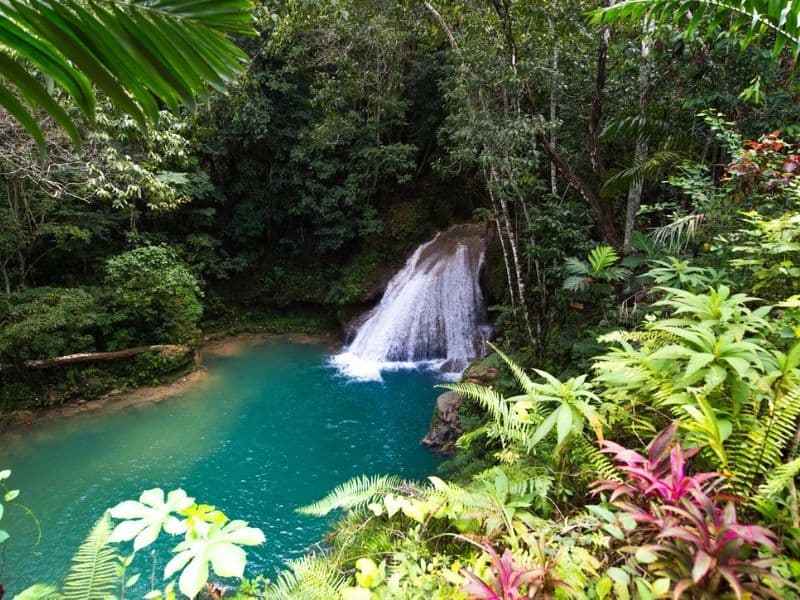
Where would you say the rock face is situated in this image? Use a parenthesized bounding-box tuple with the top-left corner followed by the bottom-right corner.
(421, 390, 464, 455)
(421, 353, 503, 455)
(462, 359, 501, 385)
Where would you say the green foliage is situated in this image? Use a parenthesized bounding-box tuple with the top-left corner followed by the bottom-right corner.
(297, 474, 405, 517)
(595, 284, 800, 499)
(645, 258, 727, 292)
(103, 246, 202, 347)
(0, 287, 98, 363)
(563, 245, 629, 293)
(61, 514, 119, 600)
(265, 555, 345, 600)
(598, 0, 800, 60)
(0, 0, 255, 146)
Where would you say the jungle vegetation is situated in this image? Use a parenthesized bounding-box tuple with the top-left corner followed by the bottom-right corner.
(3, 0, 800, 598)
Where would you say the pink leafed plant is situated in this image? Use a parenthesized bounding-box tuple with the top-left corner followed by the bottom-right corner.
(591, 424, 783, 599)
(462, 545, 567, 600)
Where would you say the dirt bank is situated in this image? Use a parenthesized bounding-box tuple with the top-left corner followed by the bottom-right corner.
(1, 332, 339, 434)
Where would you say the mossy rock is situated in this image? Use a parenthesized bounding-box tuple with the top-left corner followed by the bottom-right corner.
(421, 391, 464, 455)
(462, 353, 504, 386)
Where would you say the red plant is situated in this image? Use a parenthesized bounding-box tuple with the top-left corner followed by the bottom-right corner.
(462, 545, 566, 600)
(592, 425, 783, 599)
(593, 422, 721, 508)
(727, 131, 800, 194)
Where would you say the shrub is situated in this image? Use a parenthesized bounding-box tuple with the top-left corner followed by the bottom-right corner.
(102, 246, 203, 348)
(0, 287, 99, 363)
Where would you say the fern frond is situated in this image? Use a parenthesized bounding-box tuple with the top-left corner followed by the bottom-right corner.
(61, 513, 119, 600)
(731, 382, 800, 496)
(297, 475, 405, 517)
(597, 329, 675, 350)
(13, 585, 60, 600)
(266, 554, 344, 600)
(443, 382, 532, 450)
(588, 245, 620, 273)
(428, 476, 496, 514)
(572, 436, 622, 482)
(752, 457, 800, 511)
(488, 343, 537, 398)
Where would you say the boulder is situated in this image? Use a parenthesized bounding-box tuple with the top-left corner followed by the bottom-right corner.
(421, 391, 464, 455)
(462, 358, 501, 386)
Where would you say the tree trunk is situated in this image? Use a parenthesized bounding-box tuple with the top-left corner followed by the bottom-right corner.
(624, 20, 654, 246)
(550, 40, 559, 196)
(535, 130, 620, 245)
(492, 167, 534, 342)
(588, 0, 616, 180)
(1, 344, 192, 372)
(1, 260, 10, 296)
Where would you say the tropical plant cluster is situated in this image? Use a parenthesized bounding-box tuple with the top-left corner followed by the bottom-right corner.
(3, 0, 800, 599)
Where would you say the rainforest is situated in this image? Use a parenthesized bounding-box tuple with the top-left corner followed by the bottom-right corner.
(1, 1, 800, 599)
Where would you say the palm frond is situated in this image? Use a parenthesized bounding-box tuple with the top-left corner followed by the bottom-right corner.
(650, 213, 706, 250)
(601, 150, 683, 197)
(599, 114, 676, 143)
(593, 0, 800, 61)
(297, 474, 405, 517)
(0, 0, 256, 145)
(61, 513, 119, 600)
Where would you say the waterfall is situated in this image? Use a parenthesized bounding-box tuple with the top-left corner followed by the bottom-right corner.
(333, 224, 491, 381)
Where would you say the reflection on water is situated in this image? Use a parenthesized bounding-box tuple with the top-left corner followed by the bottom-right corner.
(0, 339, 440, 594)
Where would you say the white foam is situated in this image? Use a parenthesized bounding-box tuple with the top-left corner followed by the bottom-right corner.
(332, 225, 490, 382)
(330, 353, 449, 383)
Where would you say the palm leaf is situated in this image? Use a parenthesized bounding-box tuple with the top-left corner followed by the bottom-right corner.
(650, 213, 706, 250)
(0, 0, 256, 145)
(593, 0, 800, 61)
(601, 150, 684, 197)
(61, 513, 119, 600)
(297, 474, 405, 517)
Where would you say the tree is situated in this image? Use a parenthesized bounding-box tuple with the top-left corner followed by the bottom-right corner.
(0, 0, 256, 145)
(102, 245, 203, 348)
(597, 0, 800, 60)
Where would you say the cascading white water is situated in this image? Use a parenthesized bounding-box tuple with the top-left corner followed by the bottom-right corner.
(333, 224, 490, 381)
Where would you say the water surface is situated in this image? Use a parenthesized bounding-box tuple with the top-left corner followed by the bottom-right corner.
(0, 339, 440, 593)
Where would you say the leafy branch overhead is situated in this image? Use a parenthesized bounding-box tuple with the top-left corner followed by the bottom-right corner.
(596, 0, 800, 60)
(0, 0, 256, 146)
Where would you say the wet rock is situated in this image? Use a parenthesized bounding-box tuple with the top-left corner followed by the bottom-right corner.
(462, 357, 501, 386)
(421, 391, 464, 455)
(440, 357, 468, 374)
